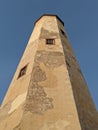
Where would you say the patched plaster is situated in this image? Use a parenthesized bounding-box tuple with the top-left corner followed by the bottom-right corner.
(8, 92, 27, 114)
(40, 119, 70, 130)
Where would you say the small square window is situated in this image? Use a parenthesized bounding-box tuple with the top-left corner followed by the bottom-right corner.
(61, 29, 65, 35)
(60, 29, 67, 37)
(46, 39, 55, 45)
(18, 65, 27, 79)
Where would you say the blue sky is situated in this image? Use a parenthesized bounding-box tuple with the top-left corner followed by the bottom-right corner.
(0, 0, 98, 110)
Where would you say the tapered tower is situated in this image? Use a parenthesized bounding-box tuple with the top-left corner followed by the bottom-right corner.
(0, 14, 98, 130)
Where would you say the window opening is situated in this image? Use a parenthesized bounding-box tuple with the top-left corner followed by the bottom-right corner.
(18, 65, 27, 79)
(60, 29, 67, 37)
(46, 39, 55, 45)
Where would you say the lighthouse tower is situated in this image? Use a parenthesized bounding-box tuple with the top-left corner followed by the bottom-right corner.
(0, 14, 98, 130)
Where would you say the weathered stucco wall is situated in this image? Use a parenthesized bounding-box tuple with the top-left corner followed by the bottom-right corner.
(12, 16, 81, 130)
(57, 19, 98, 129)
(0, 15, 98, 130)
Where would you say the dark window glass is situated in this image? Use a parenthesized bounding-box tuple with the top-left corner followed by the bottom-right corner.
(46, 39, 55, 45)
(60, 29, 67, 37)
(18, 65, 27, 79)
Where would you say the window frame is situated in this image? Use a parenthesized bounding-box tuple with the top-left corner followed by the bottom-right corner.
(60, 29, 67, 37)
(18, 65, 28, 79)
(46, 39, 55, 45)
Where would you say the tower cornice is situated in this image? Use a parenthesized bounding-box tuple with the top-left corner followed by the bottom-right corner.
(34, 14, 64, 26)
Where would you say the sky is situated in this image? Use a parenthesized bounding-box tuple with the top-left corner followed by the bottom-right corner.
(0, 0, 98, 110)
